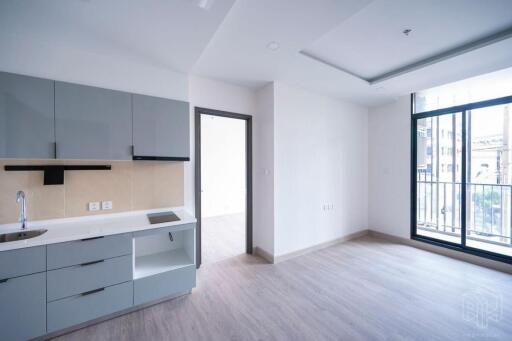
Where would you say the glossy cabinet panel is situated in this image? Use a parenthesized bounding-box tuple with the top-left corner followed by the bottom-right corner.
(55, 82, 132, 160)
(47, 254, 132, 301)
(47, 281, 133, 332)
(0, 245, 46, 280)
(47, 233, 132, 270)
(133, 94, 190, 159)
(134, 264, 195, 305)
(0, 272, 46, 341)
(0, 72, 55, 159)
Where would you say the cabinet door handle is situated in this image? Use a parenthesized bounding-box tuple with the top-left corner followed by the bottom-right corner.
(80, 236, 104, 241)
(80, 259, 104, 267)
(0, 278, 8, 284)
(81, 287, 105, 296)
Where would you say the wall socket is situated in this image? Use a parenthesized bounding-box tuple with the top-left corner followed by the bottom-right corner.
(88, 202, 100, 211)
(101, 201, 113, 210)
(322, 203, 334, 211)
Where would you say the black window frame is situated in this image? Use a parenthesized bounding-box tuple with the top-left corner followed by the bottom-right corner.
(411, 93, 512, 264)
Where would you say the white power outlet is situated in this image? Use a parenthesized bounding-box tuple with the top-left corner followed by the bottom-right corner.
(101, 201, 113, 210)
(88, 202, 100, 211)
(322, 203, 334, 211)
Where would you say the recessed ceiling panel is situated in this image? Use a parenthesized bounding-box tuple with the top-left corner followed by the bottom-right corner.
(304, 0, 512, 80)
(193, 0, 373, 87)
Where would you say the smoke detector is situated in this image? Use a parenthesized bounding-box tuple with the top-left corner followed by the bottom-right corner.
(403, 29, 412, 36)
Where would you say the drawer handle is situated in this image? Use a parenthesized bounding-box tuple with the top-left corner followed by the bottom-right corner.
(0, 278, 8, 284)
(81, 287, 105, 296)
(80, 259, 104, 267)
(81, 236, 105, 241)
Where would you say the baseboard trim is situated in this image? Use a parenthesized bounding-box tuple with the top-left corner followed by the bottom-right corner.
(254, 229, 512, 273)
(368, 230, 512, 274)
(253, 246, 275, 263)
(253, 230, 369, 264)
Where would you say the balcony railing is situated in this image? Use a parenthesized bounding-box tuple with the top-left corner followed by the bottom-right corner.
(416, 180, 512, 248)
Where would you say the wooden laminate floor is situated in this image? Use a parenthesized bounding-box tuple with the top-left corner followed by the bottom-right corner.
(52, 235, 512, 341)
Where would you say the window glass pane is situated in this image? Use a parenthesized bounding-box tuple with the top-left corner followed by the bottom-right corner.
(415, 67, 512, 113)
(466, 103, 512, 256)
(416, 112, 462, 244)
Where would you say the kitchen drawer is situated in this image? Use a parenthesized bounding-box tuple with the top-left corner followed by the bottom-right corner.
(47, 233, 132, 270)
(0, 272, 46, 341)
(0, 246, 45, 280)
(47, 254, 132, 301)
(47, 281, 133, 332)
(134, 264, 195, 306)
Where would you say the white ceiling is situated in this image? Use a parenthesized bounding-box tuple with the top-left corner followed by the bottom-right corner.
(0, 0, 235, 72)
(192, 0, 373, 87)
(1, 0, 512, 107)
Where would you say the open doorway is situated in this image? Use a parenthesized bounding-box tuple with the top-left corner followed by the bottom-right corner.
(194, 107, 252, 267)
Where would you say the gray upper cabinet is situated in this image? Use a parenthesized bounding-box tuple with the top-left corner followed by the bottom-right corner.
(133, 94, 190, 160)
(0, 72, 55, 159)
(55, 82, 132, 160)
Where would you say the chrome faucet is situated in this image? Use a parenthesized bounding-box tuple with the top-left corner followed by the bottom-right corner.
(16, 191, 27, 229)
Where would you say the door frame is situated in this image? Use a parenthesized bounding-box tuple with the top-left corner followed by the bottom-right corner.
(194, 107, 253, 268)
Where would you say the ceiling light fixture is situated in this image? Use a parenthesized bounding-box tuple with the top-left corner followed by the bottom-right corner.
(266, 41, 280, 51)
(403, 28, 412, 36)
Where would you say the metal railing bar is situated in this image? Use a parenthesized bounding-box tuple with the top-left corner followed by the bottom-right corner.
(417, 226, 512, 241)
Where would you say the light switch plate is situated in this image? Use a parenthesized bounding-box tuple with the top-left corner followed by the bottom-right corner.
(102, 201, 113, 210)
(88, 202, 100, 211)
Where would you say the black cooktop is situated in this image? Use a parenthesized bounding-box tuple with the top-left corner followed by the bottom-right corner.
(147, 211, 181, 224)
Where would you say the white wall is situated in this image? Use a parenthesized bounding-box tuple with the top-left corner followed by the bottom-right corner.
(253, 83, 275, 255)
(189, 75, 278, 255)
(200, 115, 246, 217)
(273, 82, 369, 256)
(368, 96, 411, 239)
(186, 75, 256, 213)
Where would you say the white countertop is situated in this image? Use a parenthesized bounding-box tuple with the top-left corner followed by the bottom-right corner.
(0, 207, 196, 252)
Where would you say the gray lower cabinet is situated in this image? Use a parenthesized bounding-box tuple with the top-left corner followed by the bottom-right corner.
(54, 82, 132, 160)
(0, 272, 46, 341)
(133, 94, 190, 159)
(0, 226, 196, 337)
(0, 245, 46, 279)
(47, 254, 133, 301)
(0, 71, 55, 159)
(47, 281, 133, 332)
(134, 264, 196, 305)
(47, 233, 132, 270)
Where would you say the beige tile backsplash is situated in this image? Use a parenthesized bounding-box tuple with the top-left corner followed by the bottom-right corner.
(0, 160, 184, 224)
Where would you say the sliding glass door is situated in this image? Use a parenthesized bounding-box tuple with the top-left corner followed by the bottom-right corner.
(466, 103, 512, 257)
(415, 112, 463, 244)
(412, 98, 512, 262)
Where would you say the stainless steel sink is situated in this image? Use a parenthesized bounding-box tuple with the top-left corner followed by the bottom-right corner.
(0, 229, 47, 243)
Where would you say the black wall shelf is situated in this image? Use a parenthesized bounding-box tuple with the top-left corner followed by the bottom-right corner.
(133, 156, 190, 161)
(4, 165, 111, 185)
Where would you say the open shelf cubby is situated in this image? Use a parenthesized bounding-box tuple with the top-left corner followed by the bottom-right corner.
(133, 227, 195, 280)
